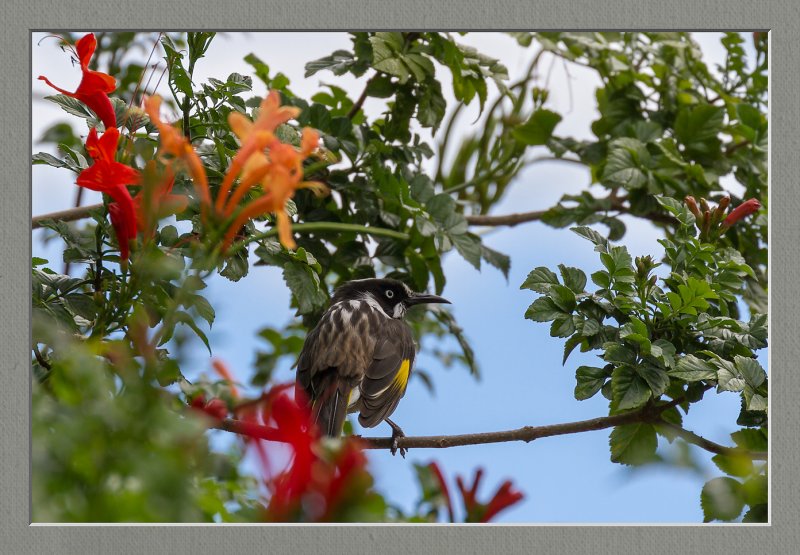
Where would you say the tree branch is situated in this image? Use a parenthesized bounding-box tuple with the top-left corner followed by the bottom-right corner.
(464, 199, 679, 228)
(32, 203, 103, 229)
(465, 209, 546, 227)
(210, 399, 766, 461)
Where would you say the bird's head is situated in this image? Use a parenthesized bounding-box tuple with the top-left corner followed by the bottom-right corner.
(331, 278, 450, 319)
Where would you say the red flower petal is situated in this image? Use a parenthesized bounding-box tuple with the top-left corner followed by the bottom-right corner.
(39, 33, 117, 129)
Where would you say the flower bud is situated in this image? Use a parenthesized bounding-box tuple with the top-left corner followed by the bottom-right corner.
(711, 196, 731, 227)
(723, 198, 762, 228)
(684, 196, 702, 219)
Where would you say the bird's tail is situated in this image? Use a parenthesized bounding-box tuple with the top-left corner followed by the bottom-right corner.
(312, 377, 352, 438)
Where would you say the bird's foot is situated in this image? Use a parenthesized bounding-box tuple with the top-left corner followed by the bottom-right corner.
(386, 418, 407, 458)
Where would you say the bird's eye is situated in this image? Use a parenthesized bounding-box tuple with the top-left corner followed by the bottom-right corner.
(385, 289, 394, 299)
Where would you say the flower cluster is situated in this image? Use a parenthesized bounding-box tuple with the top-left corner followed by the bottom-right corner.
(428, 462, 524, 523)
(685, 195, 762, 242)
(145, 90, 327, 252)
(40, 33, 325, 263)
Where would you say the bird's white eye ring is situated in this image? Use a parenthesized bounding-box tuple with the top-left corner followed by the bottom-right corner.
(385, 289, 394, 298)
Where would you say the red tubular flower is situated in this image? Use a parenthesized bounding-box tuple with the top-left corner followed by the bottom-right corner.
(723, 198, 762, 228)
(262, 384, 321, 520)
(481, 480, 524, 523)
(456, 468, 524, 523)
(76, 127, 140, 259)
(428, 462, 455, 522)
(38, 33, 117, 129)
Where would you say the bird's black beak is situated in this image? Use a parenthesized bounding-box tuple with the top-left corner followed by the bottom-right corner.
(406, 293, 451, 306)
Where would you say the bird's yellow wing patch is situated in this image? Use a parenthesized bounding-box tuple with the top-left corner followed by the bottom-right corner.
(392, 359, 411, 392)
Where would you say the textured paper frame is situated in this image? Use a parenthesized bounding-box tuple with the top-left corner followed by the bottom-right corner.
(4, 0, 797, 552)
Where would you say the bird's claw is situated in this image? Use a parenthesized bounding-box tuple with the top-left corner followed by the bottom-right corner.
(386, 418, 407, 458)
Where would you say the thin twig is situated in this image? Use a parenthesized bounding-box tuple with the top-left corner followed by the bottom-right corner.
(346, 74, 379, 120)
(32, 345, 52, 370)
(657, 421, 767, 460)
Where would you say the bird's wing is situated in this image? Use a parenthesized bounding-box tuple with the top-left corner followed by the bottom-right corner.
(357, 319, 416, 428)
(296, 302, 376, 401)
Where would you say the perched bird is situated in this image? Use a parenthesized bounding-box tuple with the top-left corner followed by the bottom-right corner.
(296, 278, 450, 456)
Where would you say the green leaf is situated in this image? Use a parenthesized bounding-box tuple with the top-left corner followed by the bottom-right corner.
(524, 297, 564, 322)
(550, 314, 576, 337)
(603, 343, 637, 365)
(365, 75, 396, 98)
(520, 267, 560, 293)
(575, 366, 608, 400)
(675, 104, 725, 146)
(512, 109, 562, 145)
(451, 233, 482, 270)
(669, 355, 718, 382)
(44, 94, 94, 121)
(742, 504, 768, 523)
(711, 454, 754, 478)
(304, 50, 356, 77)
(734, 356, 766, 389)
(610, 423, 657, 465)
(603, 143, 647, 189)
(370, 33, 411, 83)
(701, 477, 745, 522)
(730, 428, 768, 452)
(558, 264, 587, 293)
(549, 285, 577, 312)
(612, 366, 651, 410)
(480, 244, 510, 279)
(173, 311, 212, 355)
(636, 365, 669, 397)
(571, 226, 609, 252)
(282, 262, 327, 315)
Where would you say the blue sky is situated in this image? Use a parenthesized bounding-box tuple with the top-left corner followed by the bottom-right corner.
(31, 32, 762, 522)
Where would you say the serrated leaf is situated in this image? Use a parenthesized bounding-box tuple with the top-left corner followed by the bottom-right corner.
(610, 423, 657, 465)
(730, 428, 768, 451)
(549, 284, 576, 312)
(451, 233, 482, 270)
(636, 365, 669, 397)
(550, 314, 576, 337)
(480, 244, 510, 279)
(571, 226, 609, 252)
(612, 365, 651, 410)
(520, 267, 560, 293)
(558, 264, 587, 293)
(734, 356, 766, 389)
(524, 297, 564, 322)
(575, 366, 608, 400)
(701, 477, 745, 522)
(669, 355, 717, 382)
(283, 262, 328, 315)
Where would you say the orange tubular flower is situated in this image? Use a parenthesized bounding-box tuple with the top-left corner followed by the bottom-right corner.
(143, 96, 212, 213)
(215, 91, 302, 213)
(76, 127, 140, 260)
(38, 33, 117, 130)
(217, 92, 327, 252)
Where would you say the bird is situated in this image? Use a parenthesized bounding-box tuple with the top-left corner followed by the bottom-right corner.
(295, 278, 450, 456)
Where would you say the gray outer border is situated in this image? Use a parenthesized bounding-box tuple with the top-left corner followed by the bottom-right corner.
(4, 1, 796, 553)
